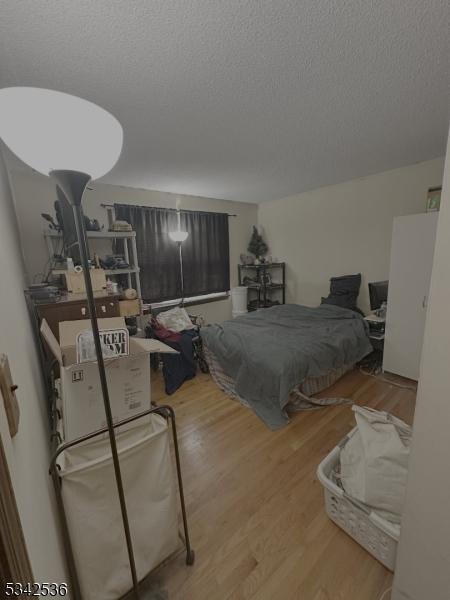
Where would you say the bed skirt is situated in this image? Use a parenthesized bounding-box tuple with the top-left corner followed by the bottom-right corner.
(203, 343, 353, 411)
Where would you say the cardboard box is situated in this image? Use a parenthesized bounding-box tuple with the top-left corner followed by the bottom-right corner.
(64, 269, 107, 294)
(119, 299, 141, 317)
(41, 317, 176, 441)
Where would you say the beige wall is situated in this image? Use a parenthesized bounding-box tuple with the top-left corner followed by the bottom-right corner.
(8, 165, 257, 323)
(392, 135, 450, 599)
(10, 158, 443, 320)
(258, 158, 445, 314)
(0, 149, 66, 582)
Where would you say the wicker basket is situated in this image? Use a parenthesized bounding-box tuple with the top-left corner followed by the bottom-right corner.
(317, 427, 400, 571)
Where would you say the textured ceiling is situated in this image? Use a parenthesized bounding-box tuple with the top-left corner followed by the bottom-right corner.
(0, 1, 449, 203)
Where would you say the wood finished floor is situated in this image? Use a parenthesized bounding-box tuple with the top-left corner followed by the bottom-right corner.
(151, 369, 416, 600)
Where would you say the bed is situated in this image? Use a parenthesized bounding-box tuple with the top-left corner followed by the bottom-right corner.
(200, 304, 372, 429)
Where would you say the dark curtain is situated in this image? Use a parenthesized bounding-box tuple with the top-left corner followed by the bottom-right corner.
(114, 204, 230, 302)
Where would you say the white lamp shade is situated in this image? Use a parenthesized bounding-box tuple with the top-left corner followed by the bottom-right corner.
(169, 230, 189, 242)
(0, 87, 123, 180)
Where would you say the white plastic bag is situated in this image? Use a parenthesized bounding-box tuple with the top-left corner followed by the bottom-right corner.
(59, 416, 180, 600)
(156, 306, 195, 332)
(340, 406, 412, 523)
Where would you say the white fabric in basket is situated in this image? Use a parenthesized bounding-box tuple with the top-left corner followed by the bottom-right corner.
(340, 406, 411, 524)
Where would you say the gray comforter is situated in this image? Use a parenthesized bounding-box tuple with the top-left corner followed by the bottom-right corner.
(201, 304, 372, 429)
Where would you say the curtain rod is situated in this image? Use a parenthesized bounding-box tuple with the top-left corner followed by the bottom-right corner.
(100, 203, 237, 217)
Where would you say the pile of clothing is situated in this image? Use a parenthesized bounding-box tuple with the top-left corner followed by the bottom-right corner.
(147, 306, 197, 395)
(338, 406, 412, 524)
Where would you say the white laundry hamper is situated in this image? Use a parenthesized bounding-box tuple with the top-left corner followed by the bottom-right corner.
(231, 286, 248, 317)
(58, 415, 180, 600)
(317, 427, 400, 571)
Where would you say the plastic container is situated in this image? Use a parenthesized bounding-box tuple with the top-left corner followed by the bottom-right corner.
(231, 286, 248, 314)
(317, 427, 400, 571)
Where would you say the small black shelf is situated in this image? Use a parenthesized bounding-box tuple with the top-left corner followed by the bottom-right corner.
(238, 262, 286, 310)
(238, 262, 285, 268)
(245, 283, 285, 290)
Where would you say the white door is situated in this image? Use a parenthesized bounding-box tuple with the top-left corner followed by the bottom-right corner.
(383, 212, 438, 380)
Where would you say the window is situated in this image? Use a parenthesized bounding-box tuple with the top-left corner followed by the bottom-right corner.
(114, 204, 230, 303)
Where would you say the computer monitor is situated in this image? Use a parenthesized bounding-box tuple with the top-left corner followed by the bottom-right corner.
(368, 281, 388, 311)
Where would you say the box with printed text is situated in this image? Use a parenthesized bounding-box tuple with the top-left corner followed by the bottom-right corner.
(41, 316, 177, 441)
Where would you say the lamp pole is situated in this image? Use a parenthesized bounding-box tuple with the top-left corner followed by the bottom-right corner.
(50, 169, 140, 599)
(178, 241, 185, 306)
(169, 202, 188, 305)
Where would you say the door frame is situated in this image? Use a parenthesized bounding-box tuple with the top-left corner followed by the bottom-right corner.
(0, 431, 33, 587)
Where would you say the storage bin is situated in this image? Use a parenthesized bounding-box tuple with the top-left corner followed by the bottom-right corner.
(317, 427, 400, 571)
(231, 286, 248, 314)
(58, 415, 180, 600)
(64, 268, 107, 293)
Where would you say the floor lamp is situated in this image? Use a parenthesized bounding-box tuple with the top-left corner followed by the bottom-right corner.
(0, 87, 142, 599)
(169, 200, 189, 305)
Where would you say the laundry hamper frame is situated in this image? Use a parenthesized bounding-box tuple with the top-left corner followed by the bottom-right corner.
(49, 405, 195, 600)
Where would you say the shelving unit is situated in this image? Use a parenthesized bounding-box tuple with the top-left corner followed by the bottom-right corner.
(238, 262, 286, 310)
(44, 229, 142, 302)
